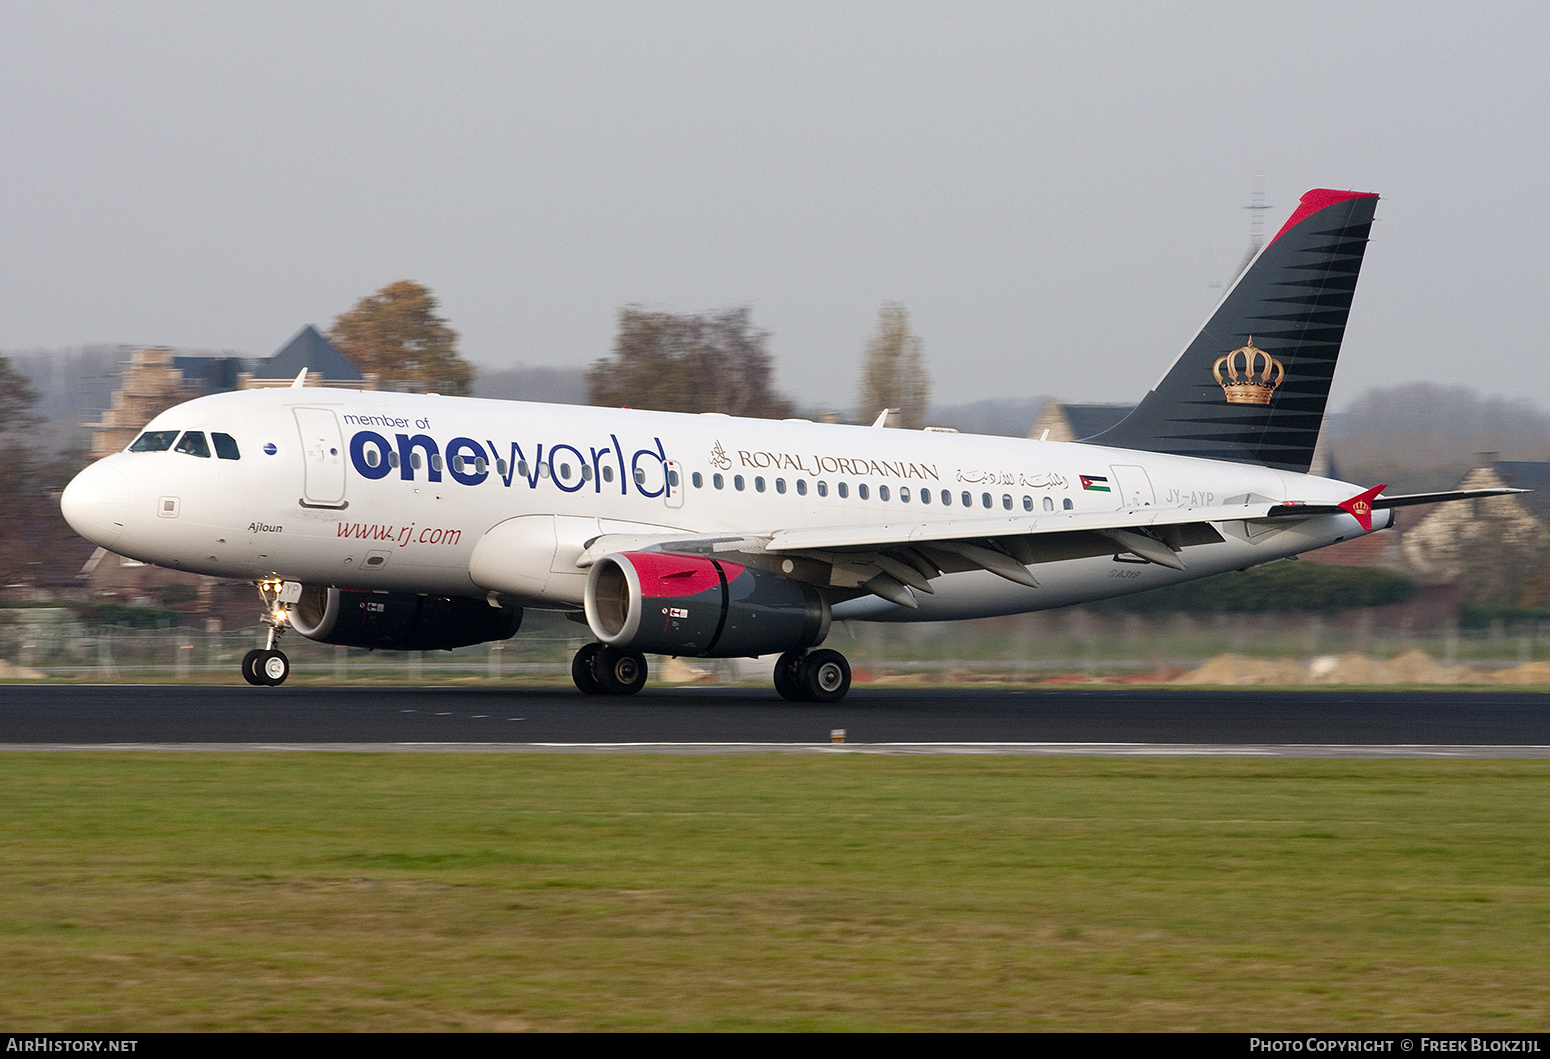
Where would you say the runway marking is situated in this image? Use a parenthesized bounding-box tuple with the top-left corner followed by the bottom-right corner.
(4, 742, 1550, 757)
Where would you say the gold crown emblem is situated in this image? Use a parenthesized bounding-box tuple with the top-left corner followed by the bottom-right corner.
(1212, 338, 1283, 405)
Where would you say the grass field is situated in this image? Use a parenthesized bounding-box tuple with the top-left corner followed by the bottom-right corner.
(2, 753, 1548, 1031)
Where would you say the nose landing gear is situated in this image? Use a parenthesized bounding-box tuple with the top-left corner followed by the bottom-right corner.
(242, 578, 294, 686)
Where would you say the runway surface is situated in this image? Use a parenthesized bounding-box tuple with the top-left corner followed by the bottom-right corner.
(1, 684, 1548, 755)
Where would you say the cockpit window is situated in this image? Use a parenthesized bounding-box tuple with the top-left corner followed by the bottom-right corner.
(128, 430, 179, 452)
(212, 432, 240, 460)
(174, 431, 211, 458)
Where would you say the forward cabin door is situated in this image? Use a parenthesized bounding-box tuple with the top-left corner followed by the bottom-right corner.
(294, 407, 348, 508)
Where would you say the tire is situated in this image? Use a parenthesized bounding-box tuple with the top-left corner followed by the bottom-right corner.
(572, 642, 605, 695)
(597, 646, 648, 696)
(258, 649, 290, 686)
(773, 650, 806, 701)
(241, 649, 265, 686)
(800, 649, 851, 703)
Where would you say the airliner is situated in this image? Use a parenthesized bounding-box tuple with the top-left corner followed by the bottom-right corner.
(59, 189, 1513, 699)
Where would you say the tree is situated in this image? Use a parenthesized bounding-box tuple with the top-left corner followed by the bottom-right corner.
(858, 302, 929, 429)
(587, 306, 793, 418)
(0, 356, 90, 586)
(328, 281, 472, 396)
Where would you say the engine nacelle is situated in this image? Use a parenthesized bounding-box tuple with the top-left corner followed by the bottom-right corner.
(585, 551, 829, 658)
(290, 586, 521, 651)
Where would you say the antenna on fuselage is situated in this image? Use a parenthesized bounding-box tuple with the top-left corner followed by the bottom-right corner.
(290, 369, 308, 389)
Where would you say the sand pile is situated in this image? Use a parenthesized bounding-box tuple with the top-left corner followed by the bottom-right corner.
(654, 656, 713, 684)
(1175, 648, 1478, 686)
(1173, 654, 1305, 686)
(1307, 649, 1462, 685)
(0, 659, 44, 679)
(1482, 660, 1550, 685)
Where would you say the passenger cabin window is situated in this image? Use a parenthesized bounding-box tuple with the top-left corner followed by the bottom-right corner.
(174, 431, 211, 458)
(692, 471, 703, 488)
(796, 479, 807, 496)
(129, 430, 179, 452)
(212, 433, 240, 460)
(879, 485, 890, 501)
(1063, 498, 1074, 510)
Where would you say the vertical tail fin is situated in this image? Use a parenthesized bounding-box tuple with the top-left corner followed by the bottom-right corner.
(1087, 189, 1379, 473)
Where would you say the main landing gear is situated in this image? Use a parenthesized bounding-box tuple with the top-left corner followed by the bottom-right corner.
(572, 642, 649, 696)
(242, 578, 292, 687)
(568, 644, 853, 701)
(774, 649, 852, 703)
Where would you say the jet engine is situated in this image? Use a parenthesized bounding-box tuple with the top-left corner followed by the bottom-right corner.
(584, 551, 829, 658)
(290, 586, 521, 651)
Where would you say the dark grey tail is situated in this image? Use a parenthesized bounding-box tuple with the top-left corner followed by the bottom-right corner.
(1087, 189, 1379, 473)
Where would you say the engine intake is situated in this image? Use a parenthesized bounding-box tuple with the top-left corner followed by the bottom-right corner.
(290, 586, 521, 650)
(585, 551, 829, 658)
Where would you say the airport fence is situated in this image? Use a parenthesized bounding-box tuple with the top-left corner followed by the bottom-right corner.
(2, 607, 1549, 685)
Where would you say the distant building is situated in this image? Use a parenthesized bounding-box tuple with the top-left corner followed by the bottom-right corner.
(88, 326, 372, 458)
(1398, 462, 1550, 606)
(1028, 399, 1133, 443)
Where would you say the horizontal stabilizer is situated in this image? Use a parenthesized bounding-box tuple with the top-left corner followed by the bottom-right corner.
(1264, 487, 1529, 524)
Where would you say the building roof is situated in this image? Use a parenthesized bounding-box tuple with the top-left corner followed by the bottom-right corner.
(261, 325, 363, 382)
(1492, 461, 1550, 522)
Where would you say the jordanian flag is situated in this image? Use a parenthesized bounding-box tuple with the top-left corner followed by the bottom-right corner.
(1080, 475, 1111, 492)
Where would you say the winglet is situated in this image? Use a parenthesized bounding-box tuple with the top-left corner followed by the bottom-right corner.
(1338, 484, 1386, 532)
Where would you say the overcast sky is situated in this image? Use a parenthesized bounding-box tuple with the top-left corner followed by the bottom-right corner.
(3, 1, 1548, 412)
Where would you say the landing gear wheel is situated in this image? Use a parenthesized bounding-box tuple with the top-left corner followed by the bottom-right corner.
(257, 649, 290, 686)
(596, 646, 648, 696)
(241, 649, 265, 686)
(572, 642, 606, 695)
(773, 650, 806, 702)
(800, 649, 851, 703)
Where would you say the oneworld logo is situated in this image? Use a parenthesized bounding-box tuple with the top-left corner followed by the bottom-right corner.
(347, 430, 673, 498)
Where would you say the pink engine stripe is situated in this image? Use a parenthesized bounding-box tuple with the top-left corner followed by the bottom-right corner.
(625, 551, 746, 598)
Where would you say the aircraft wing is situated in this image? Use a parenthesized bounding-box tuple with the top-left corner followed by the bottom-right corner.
(576, 499, 1291, 608)
(574, 486, 1529, 608)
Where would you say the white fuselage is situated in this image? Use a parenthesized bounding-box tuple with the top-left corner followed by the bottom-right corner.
(61, 387, 1387, 622)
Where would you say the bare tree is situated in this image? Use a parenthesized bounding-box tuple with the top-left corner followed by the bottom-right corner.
(587, 306, 793, 418)
(858, 302, 929, 429)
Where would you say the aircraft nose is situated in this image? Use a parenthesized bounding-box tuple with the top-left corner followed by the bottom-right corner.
(60, 460, 130, 549)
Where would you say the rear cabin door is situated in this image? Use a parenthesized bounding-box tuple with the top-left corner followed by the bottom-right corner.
(1109, 464, 1156, 508)
(293, 407, 348, 507)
